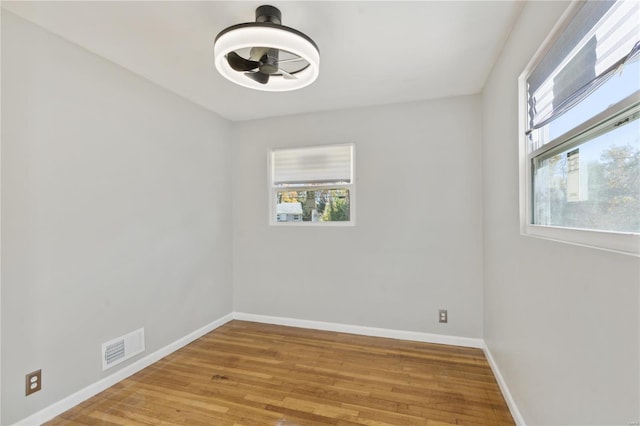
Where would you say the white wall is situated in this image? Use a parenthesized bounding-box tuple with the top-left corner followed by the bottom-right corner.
(1, 12, 233, 424)
(482, 2, 640, 425)
(233, 97, 483, 338)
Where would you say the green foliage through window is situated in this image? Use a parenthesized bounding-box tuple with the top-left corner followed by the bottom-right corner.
(275, 189, 350, 222)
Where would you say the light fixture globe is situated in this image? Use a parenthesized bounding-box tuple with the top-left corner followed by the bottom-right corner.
(214, 5, 319, 91)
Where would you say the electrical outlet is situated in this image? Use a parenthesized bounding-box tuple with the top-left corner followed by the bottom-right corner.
(439, 309, 448, 323)
(25, 370, 41, 396)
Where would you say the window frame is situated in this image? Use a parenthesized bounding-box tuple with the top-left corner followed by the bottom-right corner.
(518, 2, 639, 256)
(268, 143, 356, 227)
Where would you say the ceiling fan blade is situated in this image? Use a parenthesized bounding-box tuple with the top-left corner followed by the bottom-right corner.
(279, 69, 298, 80)
(245, 71, 270, 85)
(227, 51, 260, 72)
(250, 47, 269, 61)
(277, 57, 306, 64)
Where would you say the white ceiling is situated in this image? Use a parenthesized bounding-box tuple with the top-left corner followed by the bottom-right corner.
(2, 1, 524, 121)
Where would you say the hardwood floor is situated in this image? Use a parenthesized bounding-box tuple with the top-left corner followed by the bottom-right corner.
(46, 320, 514, 425)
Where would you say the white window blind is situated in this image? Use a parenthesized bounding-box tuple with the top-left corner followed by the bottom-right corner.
(272, 144, 353, 186)
(526, 0, 640, 133)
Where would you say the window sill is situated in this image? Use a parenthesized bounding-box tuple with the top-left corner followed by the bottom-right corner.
(270, 220, 355, 227)
(523, 224, 639, 257)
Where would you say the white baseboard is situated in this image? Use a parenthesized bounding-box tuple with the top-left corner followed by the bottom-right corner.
(13, 312, 234, 426)
(483, 343, 526, 425)
(233, 312, 485, 349)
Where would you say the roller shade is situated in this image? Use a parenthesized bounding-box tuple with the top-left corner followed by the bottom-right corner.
(272, 144, 353, 186)
(527, 0, 640, 133)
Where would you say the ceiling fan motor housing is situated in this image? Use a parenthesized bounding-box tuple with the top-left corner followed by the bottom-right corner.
(259, 49, 280, 74)
(256, 5, 281, 25)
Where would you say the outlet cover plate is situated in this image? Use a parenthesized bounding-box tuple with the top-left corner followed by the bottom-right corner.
(26, 370, 42, 396)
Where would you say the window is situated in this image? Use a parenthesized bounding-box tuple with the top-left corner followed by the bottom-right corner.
(520, 0, 640, 255)
(269, 144, 355, 225)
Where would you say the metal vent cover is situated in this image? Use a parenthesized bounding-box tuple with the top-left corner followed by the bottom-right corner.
(101, 328, 145, 371)
(104, 340, 125, 366)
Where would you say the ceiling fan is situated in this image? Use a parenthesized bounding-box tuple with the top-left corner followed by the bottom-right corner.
(213, 5, 320, 91)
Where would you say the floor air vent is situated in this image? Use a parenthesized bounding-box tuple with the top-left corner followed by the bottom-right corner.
(101, 328, 145, 371)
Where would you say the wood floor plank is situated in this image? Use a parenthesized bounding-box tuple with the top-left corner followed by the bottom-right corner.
(45, 320, 514, 425)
